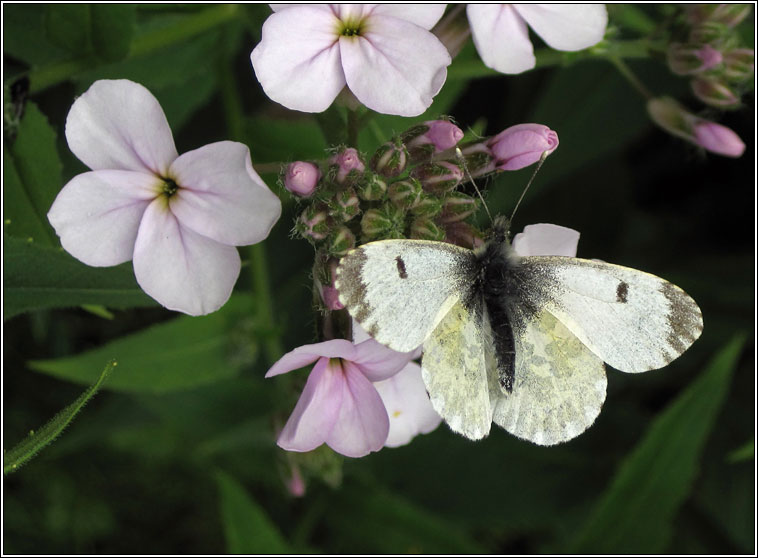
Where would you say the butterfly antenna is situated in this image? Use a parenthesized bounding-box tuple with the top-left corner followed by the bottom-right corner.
(456, 147, 493, 224)
(509, 151, 549, 224)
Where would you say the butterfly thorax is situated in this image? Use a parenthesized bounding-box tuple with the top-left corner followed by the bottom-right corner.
(471, 217, 522, 393)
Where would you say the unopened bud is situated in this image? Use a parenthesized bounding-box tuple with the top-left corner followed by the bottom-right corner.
(319, 257, 344, 310)
(647, 96, 745, 158)
(410, 217, 445, 241)
(330, 147, 365, 185)
(411, 161, 463, 195)
(689, 22, 732, 47)
(410, 193, 443, 218)
(283, 161, 320, 197)
(328, 226, 356, 256)
(710, 4, 752, 27)
(440, 192, 479, 224)
(487, 123, 559, 170)
(329, 187, 360, 222)
(360, 204, 405, 240)
(667, 43, 723, 75)
(403, 120, 464, 162)
(358, 172, 388, 201)
(388, 178, 423, 209)
(297, 204, 331, 242)
(370, 140, 408, 177)
(722, 48, 754, 81)
(693, 120, 746, 157)
(444, 221, 484, 249)
(691, 77, 739, 107)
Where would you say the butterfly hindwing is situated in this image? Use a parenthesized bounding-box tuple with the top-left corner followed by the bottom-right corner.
(421, 298, 493, 440)
(516, 257, 704, 372)
(490, 308, 607, 446)
(336, 240, 476, 353)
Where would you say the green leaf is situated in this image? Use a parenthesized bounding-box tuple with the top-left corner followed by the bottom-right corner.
(726, 440, 754, 463)
(216, 470, 289, 554)
(4, 102, 62, 246)
(4, 359, 116, 475)
(246, 115, 327, 164)
(44, 5, 136, 62)
(3, 235, 155, 320)
(28, 295, 256, 394)
(568, 334, 747, 554)
(3, 4, 71, 66)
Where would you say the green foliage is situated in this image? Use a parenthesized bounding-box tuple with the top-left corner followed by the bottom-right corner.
(44, 5, 136, 62)
(4, 360, 116, 474)
(216, 470, 290, 554)
(28, 295, 257, 393)
(3, 102, 62, 246)
(3, 235, 155, 319)
(569, 335, 747, 554)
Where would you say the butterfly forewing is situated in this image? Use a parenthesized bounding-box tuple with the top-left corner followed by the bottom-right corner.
(517, 257, 704, 372)
(336, 240, 477, 353)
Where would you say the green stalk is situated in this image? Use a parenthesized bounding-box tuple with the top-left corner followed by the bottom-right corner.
(29, 4, 239, 94)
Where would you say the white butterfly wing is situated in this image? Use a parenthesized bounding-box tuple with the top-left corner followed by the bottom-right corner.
(336, 240, 476, 353)
(517, 257, 703, 373)
(422, 299, 493, 440)
(490, 309, 607, 446)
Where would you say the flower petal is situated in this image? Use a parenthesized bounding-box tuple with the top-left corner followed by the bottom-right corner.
(340, 15, 451, 116)
(266, 339, 357, 378)
(133, 199, 240, 315)
(326, 362, 389, 457)
(168, 141, 281, 246)
(277, 357, 344, 453)
(512, 223, 580, 257)
(353, 337, 416, 382)
(375, 362, 442, 448)
(65, 79, 178, 175)
(371, 5, 447, 30)
(251, 6, 346, 113)
(47, 170, 159, 266)
(467, 5, 535, 74)
(515, 5, 608, 51)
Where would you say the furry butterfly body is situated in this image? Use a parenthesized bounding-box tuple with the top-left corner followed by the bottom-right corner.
(336, 217, 703, 445)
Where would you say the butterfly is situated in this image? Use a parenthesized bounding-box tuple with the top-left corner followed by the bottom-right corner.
(335, 216, 703, 445)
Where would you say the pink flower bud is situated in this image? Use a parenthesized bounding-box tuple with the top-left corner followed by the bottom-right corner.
(388, 178, 423, 209)
(330, 147, 365, 184)
(439, 192, 478, 224)
(689, 22, 730, 46)
(286, 464, 306, 497)
(320, 258, 344, 310)
(298, 204, 331, 242)
(329, 187, 360, 222)
(358, 173, 388, 201)
(647, 96, 745, 158)
(370, 141, 408, 178)
(411, 161, 463, 195)
(693, 121, 746, 157)
(691, 77, 739, 107)
(402, 120, 465, 163)
(360, 205, 404, 240)
(667, 43, 723, 75)
(410, 193, 443, 217)
(409, 216, 445, 241)
(328, 225, 356, 257)
(284, 161, 320, 197)
(487, 124, 559, 171)
(444, 221, 484, 249)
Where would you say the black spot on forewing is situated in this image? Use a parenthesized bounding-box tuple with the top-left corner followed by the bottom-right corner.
(661, 281, 703, 356)
(395, 256, 408, 279)
(616, 281, 629, 303)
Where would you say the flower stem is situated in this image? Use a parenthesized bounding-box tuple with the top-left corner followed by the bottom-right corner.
(608, 56, 653, 99)
(217, 32, 283, 365)
(347, 109, 359, 147)
(28, 4, 239, 94)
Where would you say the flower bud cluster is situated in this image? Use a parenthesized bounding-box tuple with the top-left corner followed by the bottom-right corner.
(668, 5, 754, 109)
(282, 120, 559, 311)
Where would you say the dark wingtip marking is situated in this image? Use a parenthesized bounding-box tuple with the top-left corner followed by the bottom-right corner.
(395, 256, 408, 279)
(616, 281, 629, 303)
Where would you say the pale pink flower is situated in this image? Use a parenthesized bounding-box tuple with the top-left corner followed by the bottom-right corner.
(512, 223, 580, 257)
(251, 5, 451, 116)
(47, 79, 281, 316)
(467, 4, 608, 74)
(266, 337, 415, 458)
